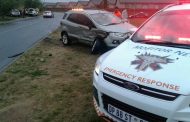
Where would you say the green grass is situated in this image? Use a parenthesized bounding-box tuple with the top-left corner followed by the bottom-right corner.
(0, 16, 20, 22)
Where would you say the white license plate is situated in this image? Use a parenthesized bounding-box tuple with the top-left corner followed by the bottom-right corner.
(108, 104, 148, 122)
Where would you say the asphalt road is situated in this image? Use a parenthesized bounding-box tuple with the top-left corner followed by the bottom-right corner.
(0, 12, 64, 72)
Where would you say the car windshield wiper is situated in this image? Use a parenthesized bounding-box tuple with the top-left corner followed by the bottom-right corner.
(104, 22, 121, 26)
(134, 39, 190, 49)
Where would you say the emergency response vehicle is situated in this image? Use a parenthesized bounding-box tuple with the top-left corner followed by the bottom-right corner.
(93, 2, 190, 122)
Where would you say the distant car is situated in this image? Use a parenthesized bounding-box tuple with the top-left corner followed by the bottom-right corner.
(27, 8, 38, 16)
(43, 11, 54, 18)
(60, 9, 137, 54)
(129, 12, 148, 18)
(10, 9, 21, 17)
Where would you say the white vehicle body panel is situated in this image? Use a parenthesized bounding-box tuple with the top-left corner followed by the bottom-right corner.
(93, 3, 190, 122)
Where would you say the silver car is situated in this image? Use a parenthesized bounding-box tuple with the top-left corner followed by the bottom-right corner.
(43, 11, 54, 18)
(10, 9, 21, 17)
(60, 9, 137, 54)
(27, 8, 38, 16)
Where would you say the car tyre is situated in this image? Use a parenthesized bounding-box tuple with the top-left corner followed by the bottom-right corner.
(61, 32, 71, 46)
(91, 39, 102, 54)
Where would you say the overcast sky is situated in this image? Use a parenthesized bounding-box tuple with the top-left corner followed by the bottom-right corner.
(43, 0, 89, 2)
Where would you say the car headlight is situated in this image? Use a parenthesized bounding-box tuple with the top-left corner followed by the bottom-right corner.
(126, 32, 132, 38)
(94, 50, 113, 75)
(95, 61, 100, 75)
(112, 32, 126, 37)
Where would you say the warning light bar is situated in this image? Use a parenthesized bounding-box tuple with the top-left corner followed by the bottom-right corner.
(179, 0, 190, 3)
(178, 37, 190, 42)
(145, 35, 161, 40)
(72, 8, 84, 11)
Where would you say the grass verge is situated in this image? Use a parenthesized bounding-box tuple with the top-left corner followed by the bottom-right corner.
(0, 28, 102, 122)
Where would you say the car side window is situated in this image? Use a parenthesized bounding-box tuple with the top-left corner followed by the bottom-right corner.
(67, 13, 79, 23)
(78, 14, 96, 28)
(63, 13, 67, 19)
(68, 13, 95, 28)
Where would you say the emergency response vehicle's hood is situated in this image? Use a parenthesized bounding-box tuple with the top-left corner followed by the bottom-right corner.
(100, 22, 137, 33)
(101, 40, 190, 95)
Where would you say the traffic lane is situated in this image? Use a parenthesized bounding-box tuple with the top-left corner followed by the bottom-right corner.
(0, 16, 42, 37)
(0, 14, 58, 59)
(0, 12, 64, 72)
(0, 12, 63, 49)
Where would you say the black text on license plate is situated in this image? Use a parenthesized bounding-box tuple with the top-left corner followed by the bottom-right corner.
(108, 104, 148, 122)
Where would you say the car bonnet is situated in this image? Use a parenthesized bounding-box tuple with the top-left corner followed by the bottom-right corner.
(99, 22, 137, 33)
(100, 40, 190, 96)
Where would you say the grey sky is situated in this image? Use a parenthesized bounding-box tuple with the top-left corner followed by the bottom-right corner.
(43, 0, 89, 2)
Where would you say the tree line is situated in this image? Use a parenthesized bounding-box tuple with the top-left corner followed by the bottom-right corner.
(0, 0, 42, 16)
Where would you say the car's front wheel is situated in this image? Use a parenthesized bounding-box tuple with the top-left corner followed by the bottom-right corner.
(61, 32, 71, 46)
(91, 39, 102, 54)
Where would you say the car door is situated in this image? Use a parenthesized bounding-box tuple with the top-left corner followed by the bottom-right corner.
(76, 14, 97, 45)
(65, 13, 83, 39)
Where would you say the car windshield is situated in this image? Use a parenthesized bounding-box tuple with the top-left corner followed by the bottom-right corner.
(132, 10, 190, 48)
(44, 11, 51, 13)
(29, 9, 34, 11)
(90, 13, 122, 26)
(13, 9, 19, 12)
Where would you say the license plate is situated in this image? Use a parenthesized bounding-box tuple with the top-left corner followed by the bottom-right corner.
(108, 104, 148, 122)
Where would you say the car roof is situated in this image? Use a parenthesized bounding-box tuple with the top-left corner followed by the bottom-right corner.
(164, 3, 190, 11)
(68, 9, 110, 15)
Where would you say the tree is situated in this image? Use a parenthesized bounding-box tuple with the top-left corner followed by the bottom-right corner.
(0, 0, 19, 17)
(24, 0, 42, 8)
(0, 0, 42, 17)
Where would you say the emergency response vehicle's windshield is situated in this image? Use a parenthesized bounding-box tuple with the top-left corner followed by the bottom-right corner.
(132, 10, 190, 48)
(90, 13, 122, 26)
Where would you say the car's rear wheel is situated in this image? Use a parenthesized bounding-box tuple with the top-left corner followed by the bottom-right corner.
(91, 39, 102, 54)
(61, 32, 71, 46)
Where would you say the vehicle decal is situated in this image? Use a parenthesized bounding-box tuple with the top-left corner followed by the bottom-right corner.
(104, 67, 180, 91)
(134, 45, 190, 57)
(134, 45, 173, 53)
(131, 52, 173, 71)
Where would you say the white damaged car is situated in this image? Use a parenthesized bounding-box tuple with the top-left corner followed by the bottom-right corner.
(93, 3, 190, 122)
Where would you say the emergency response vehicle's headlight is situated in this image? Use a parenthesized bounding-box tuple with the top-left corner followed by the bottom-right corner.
(94, 50, 113, 75)
(95, 62, 100, 75)
(112, 32, 126, 37)
(94, 55, 103, 75)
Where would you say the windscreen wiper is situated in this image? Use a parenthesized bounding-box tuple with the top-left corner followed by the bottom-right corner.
(105, 22, 121, 26)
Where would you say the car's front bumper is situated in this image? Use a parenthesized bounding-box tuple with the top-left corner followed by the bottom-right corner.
(93, 71, 190, 122)
(43, 14, 53, 17)
(104, 35, 129, 48)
